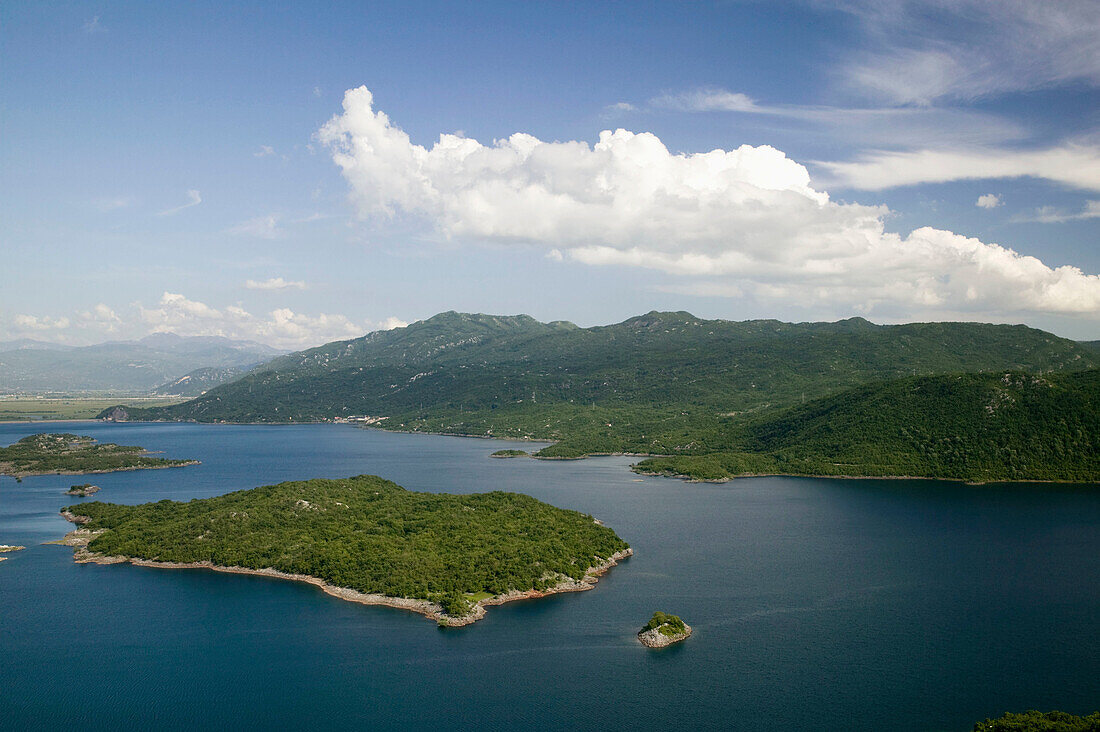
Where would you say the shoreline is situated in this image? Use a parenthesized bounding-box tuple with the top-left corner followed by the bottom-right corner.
(86, 418, 1098, 485)
(1, 460, 200, 480)
(54, 511, 633, 626)
(629, 465, 1092, 486)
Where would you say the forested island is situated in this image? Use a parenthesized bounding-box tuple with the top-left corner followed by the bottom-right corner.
(97, 311, 1100, 484)
(491, 449, 528, 458)
(66, 484, 101, 496)
(0, 433, 198, 477)
(57, 475, 631, 624)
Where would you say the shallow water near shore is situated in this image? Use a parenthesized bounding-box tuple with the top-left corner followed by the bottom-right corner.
(1, 422, 1098, 731)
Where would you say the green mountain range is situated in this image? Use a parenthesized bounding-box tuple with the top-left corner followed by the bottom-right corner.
(102, 311, 1100, 482)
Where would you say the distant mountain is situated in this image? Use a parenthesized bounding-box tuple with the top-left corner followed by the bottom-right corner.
(0, 334, 282, 393)
(1081, 340, 1100, 353)
(110, 311, 1097, 449)
(150, 366, 249, 397)
(0, 338, 74, 352)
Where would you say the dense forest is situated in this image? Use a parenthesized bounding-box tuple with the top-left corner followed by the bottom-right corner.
(98, 311, 1100, 482)
(633, 370, 1100, 482)
(973, 710, 1100, 731)
(0, 433, 196, 477)
(67, 475, 630, 618)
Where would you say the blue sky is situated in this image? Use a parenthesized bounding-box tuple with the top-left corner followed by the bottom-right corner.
(3, 0, 1098, 347)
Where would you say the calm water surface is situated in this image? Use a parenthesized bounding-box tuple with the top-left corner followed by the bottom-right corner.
(1, 422, 1097, 731)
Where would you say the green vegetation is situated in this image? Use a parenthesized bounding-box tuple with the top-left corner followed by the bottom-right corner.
(100, 311, 1100, 482)
(634, 370, 1100, 483)
(0, 397, 183, 422)
(641, 611, 688, 637)
(65, 475, 630, 618)
(974, 710, 1100, 731)
(0, 433, 197, 477)
(66, 483, 100, 496)
(490, 449, 529, 458)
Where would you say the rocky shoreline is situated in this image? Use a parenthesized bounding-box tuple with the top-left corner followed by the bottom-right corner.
(638, 622, 693, 648)
(0, 544, 25, 562)
(2, 460, 200, 479)
(55, 511, 632, 626)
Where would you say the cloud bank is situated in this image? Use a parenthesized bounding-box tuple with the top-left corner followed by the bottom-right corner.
(319, 86, 1100, 318)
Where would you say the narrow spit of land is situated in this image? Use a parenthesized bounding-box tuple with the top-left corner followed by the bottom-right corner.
(55, 475, 632, 625)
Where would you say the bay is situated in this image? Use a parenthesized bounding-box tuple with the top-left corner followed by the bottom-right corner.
(1, 422, 1097, 731)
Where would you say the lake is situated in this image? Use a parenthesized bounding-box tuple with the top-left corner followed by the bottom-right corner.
(1, 422, 1097, 730)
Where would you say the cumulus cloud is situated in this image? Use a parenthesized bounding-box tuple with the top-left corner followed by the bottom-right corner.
(976, 194, 1002, 209)
(77, 303, 122, 331)
(244, 277, 307, 291)
(157, 189, 202, 216)
(816, 144, 1100, 192)
(138, 292, 401, 349)
(319, 86, 1100, 318)
(13, 314, 70, 331)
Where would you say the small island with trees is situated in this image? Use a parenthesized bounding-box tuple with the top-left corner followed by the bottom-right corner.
(638, 611, 692, 648)
(54, 474, 632, 625)
(0, 433, 198, 478)
(66, 484, 101, 497)
(490, 449, 529, 458)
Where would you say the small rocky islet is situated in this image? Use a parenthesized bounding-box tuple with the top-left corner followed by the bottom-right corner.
(638, 611, 692, 648)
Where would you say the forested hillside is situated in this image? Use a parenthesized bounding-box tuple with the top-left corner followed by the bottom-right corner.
(99, 311, 1100, 481)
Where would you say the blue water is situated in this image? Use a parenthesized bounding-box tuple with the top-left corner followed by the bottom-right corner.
(1, 422, 1097, 731)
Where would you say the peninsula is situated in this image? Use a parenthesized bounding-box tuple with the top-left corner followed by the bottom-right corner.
(0, 433, 198, 478)
(638, 611, 692, 648)
(56, 475, 631, 625)
(0, 545, 25, 562)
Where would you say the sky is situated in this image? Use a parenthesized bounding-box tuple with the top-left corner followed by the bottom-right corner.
(2, 0, 1098, 348)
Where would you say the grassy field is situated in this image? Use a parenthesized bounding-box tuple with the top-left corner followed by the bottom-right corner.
(0, 398, 184, 422)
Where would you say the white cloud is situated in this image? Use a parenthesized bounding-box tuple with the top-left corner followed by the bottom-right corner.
(137, 292, 400, 349)
(244, 277, 307, 291)
(1012, 200, 1100, 224)
(320, 86, 1100, 318)
(602, 102, 636, 115)
(836, 0, 1100, 104)
(651, 88, 759, 113)
(83, 16, 105, 33)
(816, 144, 1100, 192)
(77, 303, 122, 331)
(254, 145, 276, 158)
(313, 86, 322, 98)
(976, 194, 1002, 209)
(157, 189, 202, 216)
(13, 314, 70, 331)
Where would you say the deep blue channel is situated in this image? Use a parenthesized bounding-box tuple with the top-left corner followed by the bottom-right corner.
(1, 422, 1097, 731)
